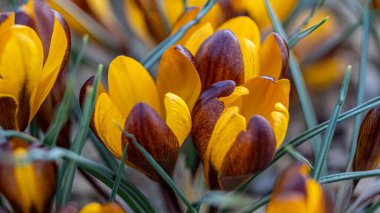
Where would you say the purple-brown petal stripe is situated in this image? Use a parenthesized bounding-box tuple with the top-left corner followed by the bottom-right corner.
(191, 80, 236, 160)
(196, 30, 244, 90)
(218, 115, 276, 190)
(123, 103, 179, 181)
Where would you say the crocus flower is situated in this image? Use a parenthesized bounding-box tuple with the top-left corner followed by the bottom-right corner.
(353, 107, 380, 171)
(80, 45, 199, 181)
(192, 78, 289, 190)
(0, 0, 70, 132)
(266, 163, 333, 213)
(79, 202, 125, 213)
(183, 16, 289, 89)
(0, 143, 57, 213)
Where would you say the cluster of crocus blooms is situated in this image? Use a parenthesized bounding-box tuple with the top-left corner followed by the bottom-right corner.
(353, 106, 380, 172)
(0, 0, 70, 136)
(0, 143, 57, 213)
(266, 163, 333, 213)
(84, 14, 291, 190)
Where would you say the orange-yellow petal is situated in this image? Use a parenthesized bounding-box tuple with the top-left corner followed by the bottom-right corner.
(156, 45, 200, 110)
(164, 92, 191, 146)
(217, 16, 261, 48)
(240, 38, 260, 81)
(184, 22, 214, 55)
(93, 93, 124, 159)
(30, 18, 68, 121)
(79, 202, 125, 213)
(0, 25, 43, 130)
(240, 77, 290, 147)
(108, 56, 162, 118)
(260, 33, 289, 80)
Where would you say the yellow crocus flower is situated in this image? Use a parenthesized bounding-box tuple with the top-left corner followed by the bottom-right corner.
(0, 0, 69, 131)
(266, 163, 333, 213)
(80, 46, 200, 181)
(0, 145, 57, 213)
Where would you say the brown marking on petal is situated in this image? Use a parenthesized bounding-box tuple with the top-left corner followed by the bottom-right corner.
(353, 107, 380, 171)
(17, 85, 31, 131)
(33, 0, 55, 62)
(123, 103, 179, 181)
(33, 160, 57, 212)
(0, 14, 10, 25)
(218, 0, 249, 20)
(273, 32, 289, 78)
(272, 163, 307, 199)
(15, 11, 35, 28)
(191, 80, 236, 161)
(196, 30, 244, 90)
(0, 96, 18, 130)
(218, 115, 276, 190)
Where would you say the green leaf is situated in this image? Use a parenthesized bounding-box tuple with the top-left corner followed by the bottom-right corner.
(57, 64, 103, 207)
(109, 144, 129, 202)
(312, 66, 352, 180)
(288, 16, 328, 48)
(284, 145, 313, 169)
(348, 0, 371, 168)
(320, 169, 380, 184)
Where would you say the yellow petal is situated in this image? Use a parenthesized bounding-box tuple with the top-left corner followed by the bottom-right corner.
(0, 25, 43, 130)
(164, 92, 191, 146)
(218, 86, 249, 108)
(163, 0, 184, 26)
(123, 0, 155, 46)
(207, 107, 246, 173)
(271, 102, 290, 148)
(240, 77, 290, 146)
(303, 56, 345, 90)
(30, 18, 68, 121)
(240, 0, 297, 29)
(156, 45, 201, 110)
(184, 23, 214, 55)
(0, 13, 15, 42)
(217, 16, 261, 49)
(79, 203, 125, 213)
(108, 56, 162, 118)
(260, 33, 289, 80)
(240, 38, 260, 81)
(93, 93, 125, 159)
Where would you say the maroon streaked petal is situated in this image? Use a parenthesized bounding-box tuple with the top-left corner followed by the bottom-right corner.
(0, 96, 18, 130)
(15, 11, 35, 28)
(218, 115, 276, 190)
(196, 30, 244, 90)
(191, 80, 236, 161)
(354, 107, 380, 171)
(123, 103, 180, 181)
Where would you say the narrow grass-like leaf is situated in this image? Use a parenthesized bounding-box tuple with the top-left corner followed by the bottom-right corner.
(118, 127, 197, 213)
(58, 64, 102, 206)
(236, 95, 380, 191)
(0, 129, 39, 144)
(141, 0, 217, 74)
(288, 16, 328, 48)
(348, 1, 371, 167)
(190, 191, 253, 210)
(284, 146, 313, 169)
(312, 67, 352, 180)
(320, 169, 380, 184)
(264, 0, 322, 156)
(366, 199, 380, 213)
(109, 144, 128, 202)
